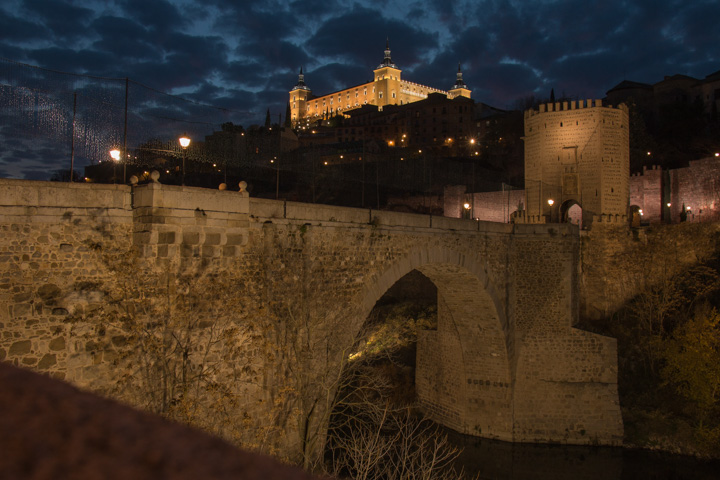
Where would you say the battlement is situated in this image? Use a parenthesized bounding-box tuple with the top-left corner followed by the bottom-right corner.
(400, 80, 448, 96)
(510, 211, 547, 224)
(631, 165, 662, 177)
(591, 214, 628, 226)
(525, 100, 629, 118)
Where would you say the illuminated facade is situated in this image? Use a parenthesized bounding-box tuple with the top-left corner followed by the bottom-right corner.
(523, 100, 630, 226)
(289, 42, 472, 125)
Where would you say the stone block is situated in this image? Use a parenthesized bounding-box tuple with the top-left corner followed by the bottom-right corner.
(37, 354, 57, 370)
(226, 234, 246, 245)
(49, 337, 66, 351)
(182, 232, 200, 245)
(9, 340, 31, 356)
(205, 233, 221, 245)
(158, 231, 176, 244)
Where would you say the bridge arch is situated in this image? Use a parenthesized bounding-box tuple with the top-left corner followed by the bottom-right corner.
(355, 246, 514, 440)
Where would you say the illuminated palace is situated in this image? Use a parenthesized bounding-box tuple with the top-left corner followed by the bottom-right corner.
(289, 41, 472, 125)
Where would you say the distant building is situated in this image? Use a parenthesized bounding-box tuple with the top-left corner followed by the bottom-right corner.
(606, 69, 720, 115)
(289, 41, 472, 125)
(630, 156, 720, 224)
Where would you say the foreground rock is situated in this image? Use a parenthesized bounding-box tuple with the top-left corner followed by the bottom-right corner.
(0, 362, 319, 480)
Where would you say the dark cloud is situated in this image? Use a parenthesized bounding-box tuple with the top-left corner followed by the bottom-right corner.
(236, 40, 310, 69)
(212, 2, 297, 43)
(0, 8, 44, 43)
(20, 0, 94, 42)
(306, 5, 439, 69)
(119, 0, 188, 34)
(26, 47, 116, 75)
(90, 16, 159, 61)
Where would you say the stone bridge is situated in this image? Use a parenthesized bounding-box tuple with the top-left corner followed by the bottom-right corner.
(0, 178, 622, 460)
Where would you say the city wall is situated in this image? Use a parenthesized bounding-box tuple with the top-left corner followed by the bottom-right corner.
(0, 178, 622, 460)
(630, 157, 720, 224)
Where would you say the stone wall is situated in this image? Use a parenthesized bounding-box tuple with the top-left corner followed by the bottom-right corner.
(579, 221, 720, 320)
(443, 185, 525, 222)
(0, 178, 622, 460)
(629, 157, 720, 225)
(630, 165, 663, 222)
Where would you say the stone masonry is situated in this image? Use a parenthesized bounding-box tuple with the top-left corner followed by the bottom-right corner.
(523, 100, 629, 226)
(0, 178, 622, 460)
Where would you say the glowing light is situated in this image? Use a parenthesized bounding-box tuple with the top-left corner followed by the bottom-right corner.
(667, 203, 671, 207)
(647, 151, 651, 156)
(716, 153, 719, 157)
(470, 138, 476, 144)
(109, 149, 121, 161)
(463, 203, 471, 210)
(324, 161, 328, 165)
(687, 206, 691, 210)
(179, 136, 191, 148)
(548, 199, 555, 206)
(639, 209, 644, 216)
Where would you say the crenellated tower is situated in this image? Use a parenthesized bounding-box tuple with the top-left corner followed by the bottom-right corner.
(523, 99, 630, 227)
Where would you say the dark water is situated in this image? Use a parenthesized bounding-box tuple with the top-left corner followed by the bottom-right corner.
(450, 432, 720, 480)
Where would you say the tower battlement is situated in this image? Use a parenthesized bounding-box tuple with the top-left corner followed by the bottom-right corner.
(525, 100, 629, 119)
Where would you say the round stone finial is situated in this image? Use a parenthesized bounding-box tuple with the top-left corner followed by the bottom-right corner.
(150, 170, 160, 183)
(219, 183, 227, 191)
(129, 175, 139, 185)
(238, 181, 247, 192)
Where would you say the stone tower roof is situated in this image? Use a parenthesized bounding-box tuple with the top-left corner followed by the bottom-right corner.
(378, 38, 397, 69)
(292, 67, 310, 91)
(453, 63, 468, 90)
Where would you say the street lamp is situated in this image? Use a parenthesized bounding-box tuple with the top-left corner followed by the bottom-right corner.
(110, 149, 121, 183)
(179, 135, 191, 185)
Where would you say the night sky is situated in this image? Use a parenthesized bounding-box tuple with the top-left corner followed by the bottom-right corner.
(0, 0, 718, 179)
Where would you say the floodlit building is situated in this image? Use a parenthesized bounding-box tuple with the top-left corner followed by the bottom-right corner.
(289, 41, 472, 125)
(522, 100, 630, 227)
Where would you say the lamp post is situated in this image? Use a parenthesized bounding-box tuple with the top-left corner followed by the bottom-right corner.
(179, 135, 191, 185)
(270, 157, 279, 199)
(547, 198, 555, 222)
(110, 149, 121, 184)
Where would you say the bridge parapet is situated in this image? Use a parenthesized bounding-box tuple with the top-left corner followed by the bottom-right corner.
(132, 182, 249, 260)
